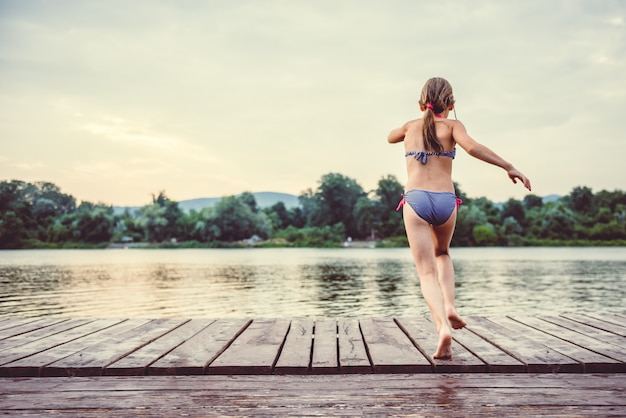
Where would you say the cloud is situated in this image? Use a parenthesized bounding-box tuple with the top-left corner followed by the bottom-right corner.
(1, 0, 625, 204)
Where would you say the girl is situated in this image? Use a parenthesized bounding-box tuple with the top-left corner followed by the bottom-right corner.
(388, 77, 531, 359)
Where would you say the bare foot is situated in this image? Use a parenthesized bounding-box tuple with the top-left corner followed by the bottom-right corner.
(433, 327, 453, 359)
(447, 308, 467, 330)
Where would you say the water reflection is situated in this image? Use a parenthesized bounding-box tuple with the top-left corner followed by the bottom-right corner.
(0, 248, 624, 318)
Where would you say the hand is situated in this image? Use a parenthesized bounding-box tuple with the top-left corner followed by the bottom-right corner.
(508, 168, 532, 191)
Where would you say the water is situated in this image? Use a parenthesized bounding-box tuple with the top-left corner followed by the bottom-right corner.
(0, 247, 624, 318)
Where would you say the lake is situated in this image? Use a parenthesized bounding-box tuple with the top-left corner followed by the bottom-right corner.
(0, 247, 624, 318)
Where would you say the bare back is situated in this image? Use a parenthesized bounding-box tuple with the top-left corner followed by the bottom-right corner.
(403, 118, 457, 193)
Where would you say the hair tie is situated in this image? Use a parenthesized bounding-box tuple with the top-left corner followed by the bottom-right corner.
(426, 104, 434, 110)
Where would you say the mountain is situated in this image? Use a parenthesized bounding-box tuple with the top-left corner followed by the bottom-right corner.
(113, 192, 300, 215)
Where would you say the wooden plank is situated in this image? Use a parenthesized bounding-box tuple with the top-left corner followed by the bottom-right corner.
(511, 316, 626, 369)
(274, 319, 313, 375)
(0, 318, 91, 352)
(0, 319, 146, 377)
(337, 318, 371, 373)
(449, 322, 526, 373)
(311, 318, 338, 374)
(502, 316, 622, 373)
(207, 318, 290, 375)
(541, 315, 626, 346)
(0, 318, 122, 367)
(104, 319, 214, 376)
(0, 318, 69, 343)
(586, 313, 626, 329)
(562, 314, 626, 337)
(148, 319, 250, 376)
(0, 317, 44, 333)
(41, 319, 188, 377)
(0, 374, 624, 416)
(395, 317, 487, 373)
(466, 316, 581, 373)
(359, 317, 430, 373)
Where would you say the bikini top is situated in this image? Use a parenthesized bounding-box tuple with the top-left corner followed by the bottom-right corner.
(405, 148, 456, 164)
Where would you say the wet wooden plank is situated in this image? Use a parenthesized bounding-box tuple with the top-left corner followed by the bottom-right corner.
(0, 374, 624, 416)
(274, 319, 313, 375)
(41, 319, 188, 377)
(310, 318, 338, 374)
(359, 317, 430, 373)
(511, 316, 626, 369)
(501, 316, 622, 373)
(467, 316, 581, 373)
(396, 317, 487, 373)
(148, 319, 250, 376)
(207, 318, 290, 375)
(562, 314, 626, 337)
(541, 315, 626, 347)
(0, 319, 146, 377)
(104, 319, 213, 376)
(337, 318, 371, 373)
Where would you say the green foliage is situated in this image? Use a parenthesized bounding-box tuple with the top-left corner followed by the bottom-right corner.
(274, 224, 345, 247)
(1, 179, 625, 248)
(472, 224, 498, 246)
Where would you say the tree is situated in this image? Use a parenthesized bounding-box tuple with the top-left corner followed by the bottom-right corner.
(353, 196, 376, 238)
(567, 186, 593, 214)
(208, 195, 271, 241)
(0, 211, 26, 248)
(69, 203, 115, 243)
(373, 175, 404, 238)
(306, 173, 365, 238)
(501, 198, 526, 226)
(137, 203, 168, 242)
(151, 191, 183, 240)
(523, 194, 543, 210)
(472, 224, 497, 246)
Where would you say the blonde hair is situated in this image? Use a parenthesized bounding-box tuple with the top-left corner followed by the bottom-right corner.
(418, 77, 455, 152)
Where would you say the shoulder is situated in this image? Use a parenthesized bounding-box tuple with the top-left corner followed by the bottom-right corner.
(447, 119, 467, 132)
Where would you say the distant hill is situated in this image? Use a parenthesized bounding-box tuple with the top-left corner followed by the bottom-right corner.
(542, 194, 561, 203)
(113, 192, 300, 215)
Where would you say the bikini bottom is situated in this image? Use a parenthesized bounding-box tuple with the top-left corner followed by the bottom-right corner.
(396, 190, 462, 226)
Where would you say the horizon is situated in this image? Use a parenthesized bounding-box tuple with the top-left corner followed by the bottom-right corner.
(1, 1, 625, 206)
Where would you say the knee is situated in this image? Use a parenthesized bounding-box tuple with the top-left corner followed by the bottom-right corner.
(435, 248, 449, 257)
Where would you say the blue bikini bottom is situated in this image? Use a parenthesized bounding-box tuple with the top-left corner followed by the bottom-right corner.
(397, 190, 461, 226)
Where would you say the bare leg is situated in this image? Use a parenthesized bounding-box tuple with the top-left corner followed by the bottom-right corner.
(403, 206, 453, 359)
(433, 210, 466, 330)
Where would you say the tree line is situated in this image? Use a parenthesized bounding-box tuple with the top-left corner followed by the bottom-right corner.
(1, 176, 625, 249)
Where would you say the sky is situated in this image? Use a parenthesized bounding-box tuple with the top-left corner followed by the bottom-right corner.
(1, 0, 625, 206)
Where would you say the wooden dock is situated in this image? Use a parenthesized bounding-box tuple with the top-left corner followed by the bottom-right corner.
(1, 314, 625, 416)
(0, 314, 624, 377)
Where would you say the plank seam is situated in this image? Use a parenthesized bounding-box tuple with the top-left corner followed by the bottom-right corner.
(464, 323, 529, 372)
(141, 319, 218, 371)
(335, 320, 339, 373)
(270, 320, 292, 374)
(102, 319, 192, 372)
(357, 320, 375, 374)
(507, 316, 624, 365)
(203, 319, 253, 372)
(393, 318, 435, 371)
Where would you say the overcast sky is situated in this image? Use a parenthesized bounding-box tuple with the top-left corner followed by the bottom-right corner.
(1, 0, 624, 206)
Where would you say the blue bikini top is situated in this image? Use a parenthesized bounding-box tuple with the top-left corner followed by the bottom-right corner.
(405, 148, 456, 164)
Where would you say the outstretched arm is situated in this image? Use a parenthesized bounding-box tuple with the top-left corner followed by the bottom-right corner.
(387, 121, 409, 143)
(452, 120, 532, 191)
